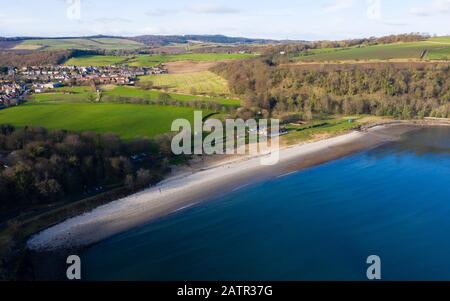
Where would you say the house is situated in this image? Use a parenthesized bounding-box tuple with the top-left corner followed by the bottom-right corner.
(43, 82, 63, 89)
(7, 68, 16, 76)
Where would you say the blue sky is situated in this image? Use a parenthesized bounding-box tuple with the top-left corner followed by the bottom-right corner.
(1, 0, 449, 40)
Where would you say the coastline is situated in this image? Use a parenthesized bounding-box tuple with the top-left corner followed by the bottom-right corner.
(27, 123, 420, 251)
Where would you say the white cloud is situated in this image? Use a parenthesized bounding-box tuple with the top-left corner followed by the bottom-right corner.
(0, 15, 36, 26)
(94, 17, 131, 24)
(382, 21, 409, 27)
(145, 5, 239, 17)
(322, 0, 355, 13)
(188, 4, 240, 14)
(410, 0, 450, 17)
(145, 9, 179, 17)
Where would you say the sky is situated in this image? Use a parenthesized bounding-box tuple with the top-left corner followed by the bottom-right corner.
(0, 0, 450, 40)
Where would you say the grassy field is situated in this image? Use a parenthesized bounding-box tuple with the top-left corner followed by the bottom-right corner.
(127, 53, 256, 67)
(64, 53, 256, 67)
(32, 91, 93, 103)
(282, 116, 369, 144)
(31, 86, 96, 102)
(296, 39, 450, 62)
(30, 85, 240, 106)
(427, 47, 450, 60)
(102, 86, 240, 106)
(140, 71, 230, 95)
(65, 55, 130, 66)
(13, 38, 145, 51)
(428, 36, 450, 44)
(0, 103, 205, 139)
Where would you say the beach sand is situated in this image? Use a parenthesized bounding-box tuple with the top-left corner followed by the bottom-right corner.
(27, 123, 418, 251)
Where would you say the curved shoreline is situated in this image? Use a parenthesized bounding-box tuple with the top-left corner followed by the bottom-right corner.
(27, 123, 420, 251)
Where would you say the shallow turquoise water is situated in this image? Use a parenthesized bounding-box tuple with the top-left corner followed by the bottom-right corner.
(82, 127, 450, 280)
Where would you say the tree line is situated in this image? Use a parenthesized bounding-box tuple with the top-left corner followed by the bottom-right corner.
(0, 50, 73, 67)
(0, 125, 177, 211)
(212, 59, 450, 120)
(101, 95, 237, 112)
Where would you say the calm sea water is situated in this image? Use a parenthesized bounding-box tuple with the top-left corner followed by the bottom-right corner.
(82, 127, 450, 281)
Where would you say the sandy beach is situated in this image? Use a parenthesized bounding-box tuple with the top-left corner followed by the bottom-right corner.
(27, 123, 418, 251)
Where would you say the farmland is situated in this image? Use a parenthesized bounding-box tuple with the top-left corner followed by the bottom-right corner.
(296, 39, 450, 62)
(0, 103, 206, 139)
(12, 38, 145, 51)
(428, 36, 450, 44)
(427, 47, 450, 60)
(31, 85, 240, 106)
(13, 80, 237, 141)
(140, 71, 230, 95)
(64, 55, 129, 66)
(127, 53, 257, 67)
(64, 52, 257, 67)
(102, 86, 240, 106)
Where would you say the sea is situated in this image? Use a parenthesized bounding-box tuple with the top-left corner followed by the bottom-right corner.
(81, 126, 450, 280)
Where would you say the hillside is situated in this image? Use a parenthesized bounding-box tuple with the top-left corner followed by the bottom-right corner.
(10, 37, 146, 51)
(0, 50, 72, 67)
(130, 34, 278, 46)
(64, 52, 257, 67)
(295, 37, 450, 62)
(0, 35, 280, 51)
(0, 103, 208, 140)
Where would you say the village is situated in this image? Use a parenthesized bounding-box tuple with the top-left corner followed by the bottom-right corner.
(0, 64, 168, 109)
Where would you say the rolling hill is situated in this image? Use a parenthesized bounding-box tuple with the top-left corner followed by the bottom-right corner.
(0, 102, 208, 139)
(296, 38, 450, 62)
(64, 53, 257, 67)
(0, 34, 281, 51)
(11, 37, 145, 51)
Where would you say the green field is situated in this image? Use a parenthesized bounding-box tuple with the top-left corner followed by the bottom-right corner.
(64, 53, 256, 67)
(427, 47, 450, 60)
(0, 103, 205, 139)
(296, 39, 450, 62)
(140, 71, 230, 95)
(428, 36, 450, 44)
(31, 86, 96, 102)
(65, 55, 130, 66)
(127, 53, 256, 67)
(102, 86, 240, 106)
(283, 117, 367, 144)
(31, 85, 240, 106)
(32, 91, 92, 103)
(13, 38, 145, 51)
